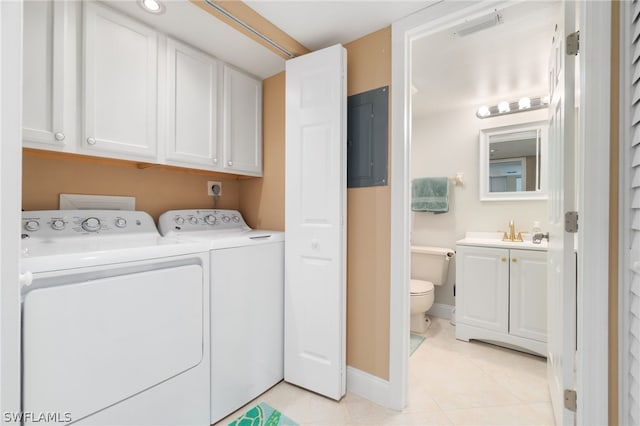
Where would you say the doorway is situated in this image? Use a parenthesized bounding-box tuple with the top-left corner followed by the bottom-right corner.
(389, 1, 611, 423)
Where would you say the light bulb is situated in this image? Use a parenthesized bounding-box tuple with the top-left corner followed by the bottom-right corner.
(542, 95, 550, 105)
(518, 97, 531, 110)
(498, 101, 510, 113)
(140, 0, 164, 13)
(477, 105, 491, 118)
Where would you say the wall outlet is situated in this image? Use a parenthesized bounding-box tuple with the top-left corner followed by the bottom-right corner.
(207, 181, 222, 196)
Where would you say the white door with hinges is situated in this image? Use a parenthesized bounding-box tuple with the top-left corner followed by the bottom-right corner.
(546, 1, 577, 423)
(284, 44, 346, 400)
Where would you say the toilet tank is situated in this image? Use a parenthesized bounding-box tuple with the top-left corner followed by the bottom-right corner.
(411, 246, 455, 286)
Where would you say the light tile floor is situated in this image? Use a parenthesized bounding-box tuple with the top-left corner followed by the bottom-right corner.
(216, 317, 554, 425)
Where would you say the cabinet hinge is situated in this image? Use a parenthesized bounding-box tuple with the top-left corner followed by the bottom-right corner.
(564, 389, 577, 412)
(567, 31, 579, 56)
(565, 211, 578, 233)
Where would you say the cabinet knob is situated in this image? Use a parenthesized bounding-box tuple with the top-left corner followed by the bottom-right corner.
(87, 137, 96, 146)
(213, 158, 218, 164)
(501, 257, 507, 262)
(227, 161, 233, 166)
(54, 132, 65, 142)
(512, 258, 518, 263)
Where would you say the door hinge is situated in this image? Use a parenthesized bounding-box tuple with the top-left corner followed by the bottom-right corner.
(565, 211, 578, 233)
(567, 31, 580, 56)
(564, 389, 577, 412)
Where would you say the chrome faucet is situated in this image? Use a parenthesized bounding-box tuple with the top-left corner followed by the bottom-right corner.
(532, 231, 549, 244)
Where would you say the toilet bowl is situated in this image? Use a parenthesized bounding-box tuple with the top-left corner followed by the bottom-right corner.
(410, 245, 454, 334)
(410, 279, 434, 333)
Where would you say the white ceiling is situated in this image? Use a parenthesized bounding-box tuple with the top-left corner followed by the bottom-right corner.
(102, 0, 436, 79)
(411, 1, 560, 117)
(245, 0, 436, 51)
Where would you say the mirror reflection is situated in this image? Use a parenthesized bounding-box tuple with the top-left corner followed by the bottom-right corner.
(489, 129, 540, 193)
(479, 121, 548, 201)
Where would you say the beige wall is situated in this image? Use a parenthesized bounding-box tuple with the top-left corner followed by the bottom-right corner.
(239, 72, 285, 231)
(22, 150, 240, 221)
(344, 27, 391, 380)
(243, 28, 393, 381)
(411, 106, 548, 306)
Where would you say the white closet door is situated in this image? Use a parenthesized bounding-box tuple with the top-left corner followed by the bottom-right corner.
(546, 1, 577, 424)
(284, 44, 346, 400)
(83, 2, 157, 160)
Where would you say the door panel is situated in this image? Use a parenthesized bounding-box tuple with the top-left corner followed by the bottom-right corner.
(284, 44, 346, 400)
(546, 2, 577, 424)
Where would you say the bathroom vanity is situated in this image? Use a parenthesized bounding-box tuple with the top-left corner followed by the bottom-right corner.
(455, 232, 547, 357)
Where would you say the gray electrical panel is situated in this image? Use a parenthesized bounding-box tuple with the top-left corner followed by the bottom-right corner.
(347, 86, 388, 188)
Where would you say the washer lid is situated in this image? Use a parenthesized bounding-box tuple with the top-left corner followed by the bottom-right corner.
(410, 279, 434, 294)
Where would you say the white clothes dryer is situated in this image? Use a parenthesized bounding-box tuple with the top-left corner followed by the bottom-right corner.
(158, 209, 284, 424)
(20, 210, 211, 426)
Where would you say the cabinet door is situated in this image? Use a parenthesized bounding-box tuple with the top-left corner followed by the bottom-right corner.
(509, 249, 547, 342)
(83, 3, 157, 160)
(23, 1, 70, 150)
(165, 38, 221, 169)
(223, 66, 262, 176)
(456, 246, 509, 332)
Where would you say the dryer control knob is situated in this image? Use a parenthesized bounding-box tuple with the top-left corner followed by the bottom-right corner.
(115, 217, 127, 228)
(51, 219, 65, 230)
(81, 217, 101, 232)
(222, 215, 230, 223)
(232, 216, 240, 223)
(174, 216, 185, 225)
(189, 216, 198, 225)
(204, 214, 217, 225)
(24, 220, 40, 232)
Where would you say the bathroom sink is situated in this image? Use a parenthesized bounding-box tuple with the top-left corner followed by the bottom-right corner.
(456, 231, 548, 250)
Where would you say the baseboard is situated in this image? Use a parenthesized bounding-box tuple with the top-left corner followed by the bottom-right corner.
(346, 366, 391, 408)
(427, 303, 454, 320)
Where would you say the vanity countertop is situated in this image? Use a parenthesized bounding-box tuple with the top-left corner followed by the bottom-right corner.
(456, 232, 548, 251)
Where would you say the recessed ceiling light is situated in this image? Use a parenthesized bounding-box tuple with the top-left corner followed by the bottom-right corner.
(139, 0, 165, 14)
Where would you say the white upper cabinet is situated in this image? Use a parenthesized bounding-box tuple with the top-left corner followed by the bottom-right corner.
(23, 1, 73, 151)
(223, 66, 262, 176)
(165, 38, 221, 169)
(82, 2, 157, 160)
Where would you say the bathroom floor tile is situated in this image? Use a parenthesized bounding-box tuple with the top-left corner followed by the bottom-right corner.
(214, 317, 554, 426)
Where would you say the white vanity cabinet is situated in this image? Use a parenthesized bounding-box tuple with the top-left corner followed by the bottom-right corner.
(81, 2, 158, 161)
(164, 38, 222, 170)
(222, 66, 262, 176)
(456, 237, 547, 356)
(23, 1, 74, 151)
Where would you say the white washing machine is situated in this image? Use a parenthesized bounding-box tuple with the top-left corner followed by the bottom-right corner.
(20, 210, 211, 426)
(158, 209, 284, 424)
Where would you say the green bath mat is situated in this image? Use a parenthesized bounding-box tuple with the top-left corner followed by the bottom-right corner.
(410, 333, 425, 355)
(228, 402, 298, 426)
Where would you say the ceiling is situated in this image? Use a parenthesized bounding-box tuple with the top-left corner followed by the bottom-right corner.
(103, 0, 436, 80)
(411, 1, 560, 117)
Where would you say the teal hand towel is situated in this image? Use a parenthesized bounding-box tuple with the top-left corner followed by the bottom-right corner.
(412, 177, 449, 213)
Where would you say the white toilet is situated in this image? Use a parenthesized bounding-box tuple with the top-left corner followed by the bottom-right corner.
(410, 245, 454, 333)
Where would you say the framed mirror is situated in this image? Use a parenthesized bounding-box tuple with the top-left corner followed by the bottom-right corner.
(479, 121, 548, 201)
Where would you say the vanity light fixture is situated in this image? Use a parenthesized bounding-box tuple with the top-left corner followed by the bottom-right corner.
(139, 0, 165, 14)
(476, 95, 550, 119)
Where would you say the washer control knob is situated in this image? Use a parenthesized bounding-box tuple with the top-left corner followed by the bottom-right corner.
(232, 215, 240, 223)
(81, 217, 101, 232)
(24, 220, 40, 232)
(87, 137, 96, 146)
(204, 214, 216, 225)
(115, 217, 127, 228)
(222, 215, 230, 223)
(174, 216, 185, 225)
(189, 216, 198, 225)
(54, 132, 65, 142)
(51, 219, 65, 230)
